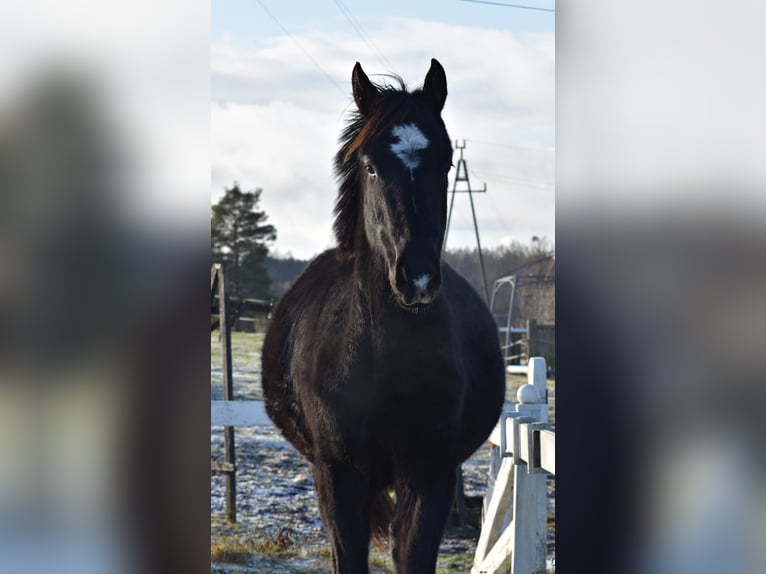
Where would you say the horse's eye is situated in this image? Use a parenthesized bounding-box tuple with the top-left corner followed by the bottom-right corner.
(365, 164, 376, 177)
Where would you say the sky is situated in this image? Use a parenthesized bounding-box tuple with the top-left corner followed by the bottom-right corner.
(212, 0, 555, 260)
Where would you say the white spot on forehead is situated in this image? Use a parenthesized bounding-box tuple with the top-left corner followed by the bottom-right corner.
(390, 123, 429, 179)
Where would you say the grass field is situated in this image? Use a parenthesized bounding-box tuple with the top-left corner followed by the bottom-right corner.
(211, 331, 265, 400)
(211, 516, 477, 574)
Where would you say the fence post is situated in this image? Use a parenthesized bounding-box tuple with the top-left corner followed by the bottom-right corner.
(516, 358, 548, 421)
(216, 265, 237, 523)
(474, 358, 551, 574)
(511, 358, 547, 574)
(509, 453, 547, 574)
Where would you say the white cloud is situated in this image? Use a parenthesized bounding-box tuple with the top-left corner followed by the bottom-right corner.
(212, 17, 554, 259)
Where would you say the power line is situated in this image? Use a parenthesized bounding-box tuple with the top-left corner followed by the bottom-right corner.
(255, 0, 347, 96)
(466, 138, 555, 153)
(457, 0, 555, 12)
(470, 168, 554, 191)
(333, 0, 391, 70)
(484, 184, 516, 238)
(463, 141, 554, 190)
(333, 0, 394, 71)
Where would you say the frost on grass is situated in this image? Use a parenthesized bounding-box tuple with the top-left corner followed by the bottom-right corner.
(211, 425, 490, 573)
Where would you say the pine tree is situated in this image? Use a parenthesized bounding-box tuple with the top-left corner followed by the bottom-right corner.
(211, 184, 276, 299)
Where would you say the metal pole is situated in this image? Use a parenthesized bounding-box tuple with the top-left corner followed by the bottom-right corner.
(506, 276, 517, 365)
(443, 186, 457, 253)
(467, 187, 490, 303)
(441, 141, 490, 302)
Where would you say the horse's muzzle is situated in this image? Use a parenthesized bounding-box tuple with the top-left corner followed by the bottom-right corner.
(391, 258, 442, 307)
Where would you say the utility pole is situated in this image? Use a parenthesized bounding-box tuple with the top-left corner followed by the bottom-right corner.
(443, 140, 490, 303)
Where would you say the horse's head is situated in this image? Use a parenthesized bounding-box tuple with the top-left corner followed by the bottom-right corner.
(334, 59, 453, 308)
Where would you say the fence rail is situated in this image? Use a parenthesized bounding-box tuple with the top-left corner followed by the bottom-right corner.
(211, 400, 270, 427)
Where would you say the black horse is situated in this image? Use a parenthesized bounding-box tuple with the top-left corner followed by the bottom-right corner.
(262, 59, 505, 574)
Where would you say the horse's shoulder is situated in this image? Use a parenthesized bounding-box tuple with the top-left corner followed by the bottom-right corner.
(295, 249, 346, 281)
(274, 248, 350, 315)
(441, 263, 477, 300)
(279, 248, 332, 287)
(441, 263, 495, 331)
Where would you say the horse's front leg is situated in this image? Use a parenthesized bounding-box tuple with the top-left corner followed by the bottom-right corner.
(390, 466, 457, 574)
(312, 459, 372, 574)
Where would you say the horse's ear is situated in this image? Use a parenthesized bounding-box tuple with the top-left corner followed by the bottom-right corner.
(422, 58, 447, 114)
(352, 62, 379, 116)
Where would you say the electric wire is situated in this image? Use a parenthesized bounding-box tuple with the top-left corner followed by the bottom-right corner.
(255, 0, 347, 96)
(333, 0, 394, 72)
(457, 0, 555, 13)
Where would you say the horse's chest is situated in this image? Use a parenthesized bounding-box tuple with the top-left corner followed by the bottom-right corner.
(350, 333, 464, 415)
(304, 319, 466, 458)
(360, 318, 457, 377)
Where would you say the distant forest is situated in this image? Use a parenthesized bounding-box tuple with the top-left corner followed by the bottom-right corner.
(264, 238, 554, 327)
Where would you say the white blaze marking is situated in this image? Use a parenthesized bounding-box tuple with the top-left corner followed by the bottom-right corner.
(390, 123, 429, 182)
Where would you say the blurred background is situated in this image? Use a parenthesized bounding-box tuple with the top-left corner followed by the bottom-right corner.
(1, 1, 764, 573)
(0, 1, 210, 573)
(557, 2, 766, 573)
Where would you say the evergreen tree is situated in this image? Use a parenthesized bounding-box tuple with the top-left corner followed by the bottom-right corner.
(211, 184, 276, 298)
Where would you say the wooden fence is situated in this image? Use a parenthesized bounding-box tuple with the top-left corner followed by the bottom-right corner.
(211, 293, 272, 333)
(210, 264, 237, 521)
(473, 357, 554, 574)
(210, 264, 274, 520)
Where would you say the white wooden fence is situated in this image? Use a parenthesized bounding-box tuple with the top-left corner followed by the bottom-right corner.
(472, 357, 555, 574)
(211, 357, 554, 574)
